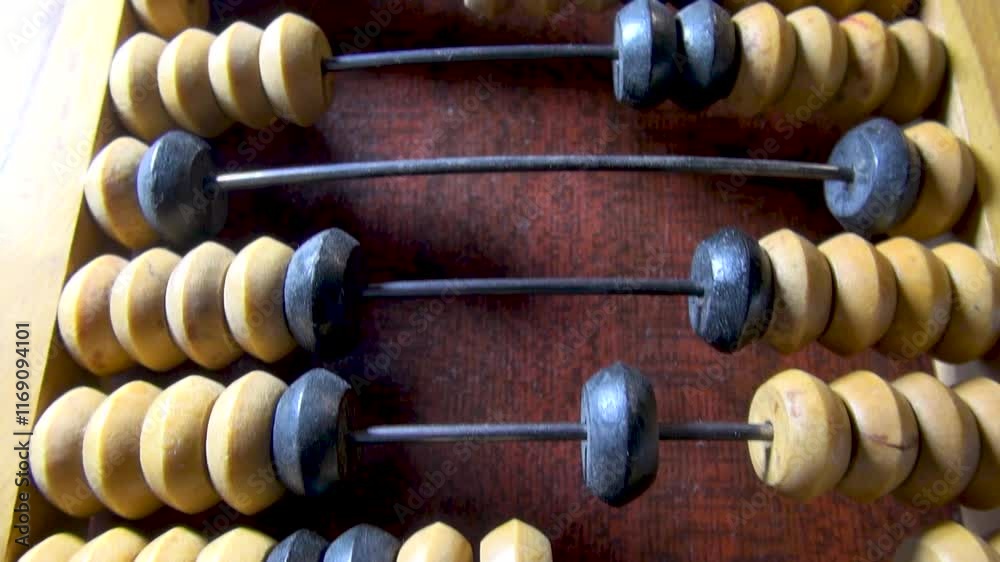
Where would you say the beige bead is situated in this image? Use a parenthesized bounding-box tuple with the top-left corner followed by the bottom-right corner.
(866, 0, 915, 20)
(68, 528, 148, 562)
(209, 22, 277, 129)
(131, 0, 209, 38)
(108, 33, 176, 142)
(110, 248, 186, 371)
(82, 381, 163, 519)
(135, 527, 208, 562)
(894, 521, 1000, 562)
(398, 522, 474, 562)
(818, 233, 898, 355)
(58, 255, 134, 376)
(159, 29, 233, 137)
(727, 3, 798, 117)
(84, 137, 158, 249)
(480, 519, 552, 562)
(931, 243, 1000, 363)
(206, 371, 287, 515)
(260, 13, 335, 127)
(140, 375, 225, 514)
(830, 370, 918, 502)
(818, 0, 864, 18)
(166, 242, 242, 369)
(760, 229, 833, 353)
(892, 372, 980, 507)
(891, 122, 976, 240)
(464, 0, 510, 17)
(824, 13, 900, 123)
(196, 528, 276, 562)
(19, 533, 85, 562)
(990, 531, 1000, 557)
(747, 369, 851, 500)
(880, 20, 946, 122)
(954, 377, 1000, 510)
(775, 7, 847, 115)
(223, 237, 296, 362)
(875, 238, 952, 359)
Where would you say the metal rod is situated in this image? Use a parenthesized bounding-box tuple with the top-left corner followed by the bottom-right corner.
(323, 44, 619, 71)
(362, 278, 705, 299)
(214, 155, 852, 192)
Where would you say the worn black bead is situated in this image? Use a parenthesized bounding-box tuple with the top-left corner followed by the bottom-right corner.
(824, 118, 923, 239)
(137, 131, 226, 248)
(284, 228, 367, 357)
(613, 0, 679, 108)
(580, 362, 659, 507)
(688, 227, 774, 353)
(325, 525, 401, 562)
(673, 0, 739, 111)
(267, 530, 330, 562)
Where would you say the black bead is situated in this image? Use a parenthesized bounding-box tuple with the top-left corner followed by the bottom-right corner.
(688, 227, 774, 353)
(267, 530, 330, 562)
(673, 0, 739, 111)
(325, 525, 401, 562)
(613, 0, 680, 108)
(580, 362, 659, 507)
(137, 131, 226, 248)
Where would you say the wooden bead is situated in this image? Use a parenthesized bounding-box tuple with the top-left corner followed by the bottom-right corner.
(480, 519, 552, 562)
(875, 237, 952, 358)
(760, 229, 833, 353)
(158, 29, 233, 137)
(207, 371, 288, 515)
(818, 233, 898, 355)
(747, 369, 851, 500)
(69, 528, 148, 562)
(954, 377, 1000, 510)
(818, 0, 864, 18)
(84, 137, 158, 250)
(892, 372, 980, 507)
(880, 20, 946, 122)
(990, 531, 1000, 557)
(131, 0, 209, 38)
(398, 522, 474, 562)
(223, 237, 296, 362)
(931, 243, 1000, 363)
(891, 122, 976, 240)
(196, 528, 276, 562)
(110, 248, 186, 372)
(464, 0, 510, 17)
(894, 521, 1000, 562)
(135, 527, 208, 562)
(726, 3, 797, 117)
(866, 0, 915, 20)
(260, 13, 335, 127)
(108, 34, 176, 142)
(166, 242, 243, 369)
(209, 22, 278, 129)
(140, 375, 225, 514)
(20, 533, 85, 562)
(82, 381, 163, 519)
(830, 370, 918, 502)
(58, 255, 134, 375)
(775, 7, 847, 115)
(824, 13, 900, 123)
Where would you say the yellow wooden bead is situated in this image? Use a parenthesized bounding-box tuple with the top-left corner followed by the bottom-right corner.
(954, 377, 1000, 510)
(206, 371, 287, 515)
(875, 237, 952, 359)
(260, 13, 335, 127)
(747, 369, 851, 501)
(866, 0, 915, 20)
(829, 370, 918, 502)
(818, 233, 898, 355)
(166, 242, 243, 369)
(727, 3, 798, 117)
(140, 375, 225, 514)
(771, 0, 812, 11)
(108, 33, 176, 142)
(158, 29, 233, 137)
(894, 521, 1000, 562)
(775, 7, 847, 115)
(480, 519, 552, 562)
(892, 372, 980, 507)
(58, 255, 135, 376)
(82, 381, 163, 519)
(135, 527, 208, 562)
(891, 122, 976, 240)
(880, 20, 946, 122)
(398, 522, 474, 562)
(824, 12, 900, 123)
(84, 137, 158, 250)
(223, 237, 296, 362)
(131, 0, 209, 38)
(209, 22, 278, 129)
(68, 528, 148, 562)
(931, 243, 1000, 363)
(196, 528, 276, 562)
(110, 248, 186, 372)
(760, 229, 833, 353)
(19, 533, 85, 562)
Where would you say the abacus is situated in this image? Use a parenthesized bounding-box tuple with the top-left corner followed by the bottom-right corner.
(5, 0, 1000, 559)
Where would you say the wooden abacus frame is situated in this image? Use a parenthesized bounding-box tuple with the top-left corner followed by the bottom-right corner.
(1, 0, 998, 559)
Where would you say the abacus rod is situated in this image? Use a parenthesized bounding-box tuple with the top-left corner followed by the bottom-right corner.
(322, 44, 619, 71)
(213, 155, 853, 192)
(362, 278, 705, 298)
